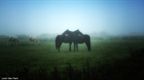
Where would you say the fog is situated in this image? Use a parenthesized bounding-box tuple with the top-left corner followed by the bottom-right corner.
(0, 0, 144, 36)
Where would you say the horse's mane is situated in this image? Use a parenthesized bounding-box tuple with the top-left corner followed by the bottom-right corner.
(62, 29, 73, 37)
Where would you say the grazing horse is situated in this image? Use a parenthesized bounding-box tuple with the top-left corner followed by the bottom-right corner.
(55, 30, 73, 52)
(55, 29, 91, 52)
(8, 37, 19, 45)
(29, 37, 39, 44)
(73, 30, 91, 51)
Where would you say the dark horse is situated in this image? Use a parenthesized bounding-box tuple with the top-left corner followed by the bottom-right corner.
(8, 37, 19, 45)
(73, 30, 91, 51)
(55, 30, 91, 52)
(55, 30, 73, 52)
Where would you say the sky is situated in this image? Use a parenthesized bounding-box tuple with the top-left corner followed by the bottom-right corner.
(0, 0, 144, 35)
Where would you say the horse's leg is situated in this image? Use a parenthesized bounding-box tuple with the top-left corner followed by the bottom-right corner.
(75, 43, 78, 52)
(74, 43, 78, 52)
(69, 43, 72, 52)
(74, 43, 76, 52)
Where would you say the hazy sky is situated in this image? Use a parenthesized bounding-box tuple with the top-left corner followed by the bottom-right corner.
(0, 0, 144, 35)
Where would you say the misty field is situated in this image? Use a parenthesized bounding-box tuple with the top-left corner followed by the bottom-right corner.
(0, 36, 144, 80)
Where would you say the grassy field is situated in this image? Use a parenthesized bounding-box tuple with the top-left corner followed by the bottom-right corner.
(0, 37, 144, 80)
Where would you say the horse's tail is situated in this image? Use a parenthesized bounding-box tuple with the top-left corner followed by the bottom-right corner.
(84, 35, 91, 51)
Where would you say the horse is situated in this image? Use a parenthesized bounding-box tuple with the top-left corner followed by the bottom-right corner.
(55, 30, 91, 52)
(73, 34, 91, 51)
(29, 37, 39, 44)
(8, 37, 19, 45)
(55, 30, 73, 52)
(72, 30, 91, 51)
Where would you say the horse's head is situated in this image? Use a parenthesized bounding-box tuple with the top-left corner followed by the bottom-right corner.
(84, 34, 91, 51)
(55, 35, 62, 51)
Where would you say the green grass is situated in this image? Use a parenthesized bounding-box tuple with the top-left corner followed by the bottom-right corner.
(0, 38, 144, 79)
